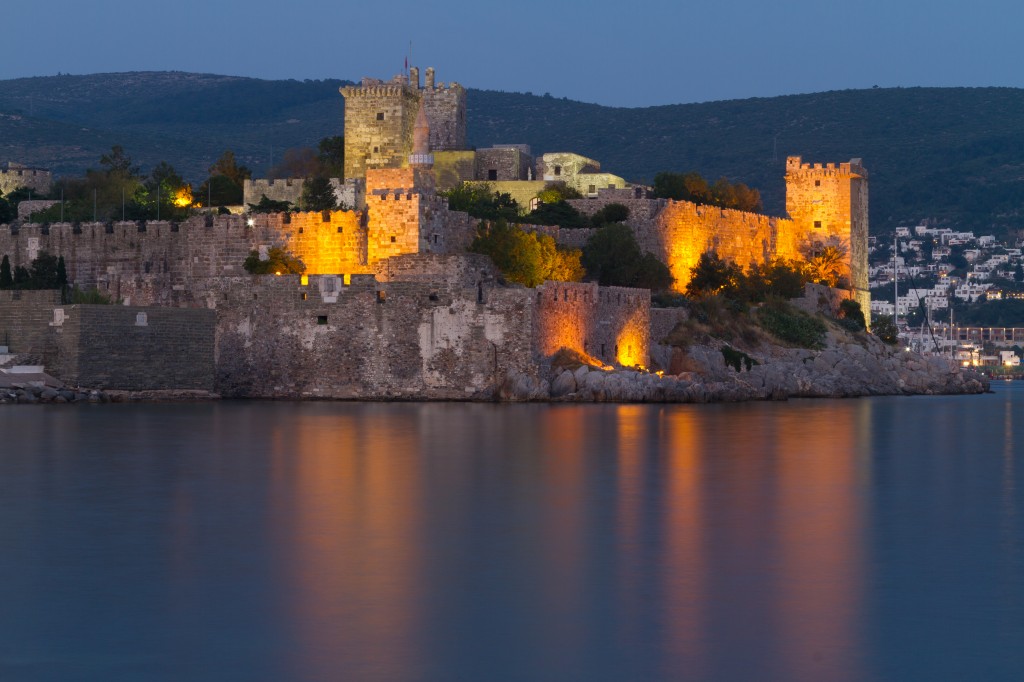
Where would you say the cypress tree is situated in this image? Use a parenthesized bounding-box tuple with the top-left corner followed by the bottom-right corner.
(0, 255, 11, 289)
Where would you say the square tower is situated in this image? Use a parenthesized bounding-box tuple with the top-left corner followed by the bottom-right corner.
(364, 168, 438, 262)
(340, 69, 466, 181)
(785, 156, 870, 312)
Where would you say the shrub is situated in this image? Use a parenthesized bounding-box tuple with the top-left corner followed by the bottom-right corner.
(243, 247, 306, 275)
(68, 286, 113, 304)
(756, 300, 827, 349)
(837, 299, 866, 331)
(722, 345, 759, 372)
(871, 314, 899, 345)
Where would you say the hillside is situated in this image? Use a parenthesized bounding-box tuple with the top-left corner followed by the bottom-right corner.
(2, 72, 1024, 233)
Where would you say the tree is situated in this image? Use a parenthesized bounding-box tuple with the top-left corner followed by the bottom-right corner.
(209, 150, 251, 186)
(685, 251, 744, 299)
(0, 192, 14, 223)
(535, 183, 582, 204)
(1014, 263, 1024, 283)
(318, 136, 345, 177)
(243, 247, 306, 275)
(838, 299, 867, 331)
(300, 175, 337, 211)
(442, 183, 520, 221)
(270, 147, 320, 179)
(201, 150, 251, 206)
(0, 255, 11, 289)
(590, 203, 630, 226)
(582, 223, 673, 290)
(525, 199, 590, 228)
(28, 251, 60, 289)
(248, 195, 293, 214)
(99, 145, 140, 179)
(56, 256, 68, 296)
(872, 314, 899, 345)
(470, 219, 584, 287)
(652, 171, 761, 212)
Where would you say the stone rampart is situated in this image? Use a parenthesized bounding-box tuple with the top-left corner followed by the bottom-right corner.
(52, 305, 215, 390)
(210, 267, 536, 400)
(534, 281, 650, 368)
(0, 289, 61, 356)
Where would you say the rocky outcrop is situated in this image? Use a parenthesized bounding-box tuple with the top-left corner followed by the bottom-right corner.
(502, 329, 988, 403)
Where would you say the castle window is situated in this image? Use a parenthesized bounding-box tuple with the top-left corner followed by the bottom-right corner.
(554, 165, 562, 176)
(815, 180, 821, 187)
(488, 169, 498, 181)
(337, 226, 343, 233)
(814, 220, 822, 228)
(373, 146, 379, 153)
(390, 236, 397, 243)
(377, 291, 387, 303)
(301, 293, 308, 301)
(317, 315, 328, 325)
(135, 312, 148, 327)
(589, 185, 596, 194)
(376, 112, 385, 120)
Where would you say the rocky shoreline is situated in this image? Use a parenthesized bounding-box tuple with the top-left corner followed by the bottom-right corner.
(2, 328, 989, 405)
(500, 329, 990, 402)
(0, 386, 221, 405)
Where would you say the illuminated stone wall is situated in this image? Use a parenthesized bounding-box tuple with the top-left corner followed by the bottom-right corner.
(0, 165, 51, 196)
(534, 281, 650, 368)
(785, 156, 870, 311)
(432, 151, 477, 190)
(243, 178, 305, 207)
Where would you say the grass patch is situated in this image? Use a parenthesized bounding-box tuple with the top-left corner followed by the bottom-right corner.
(755, 299, 827, 349)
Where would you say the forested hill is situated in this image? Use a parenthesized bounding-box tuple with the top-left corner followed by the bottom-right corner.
(2, 72, 1024, 234)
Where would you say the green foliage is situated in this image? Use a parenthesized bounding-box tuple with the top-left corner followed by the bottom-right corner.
(590, 203, 630, 226)
(248, 195, 293, 214)
(581, 223, 674, 291)
(837, 299, 867, 331)
(1, 251, 62, 290)
(0, 192, 15, 223)
(470, 219, 584, 287)
(0, 255, 12, 289)
(756, 299, 827, 349)
(685, 252, 744, 299)
(442, 183, 521, 221)
(955, 299, 1024, 327)
(536, 183, 582, 203)
(269, 147, 320, 179)
(722, 345, 759, 372)
(524, 200, 590, 228)
(198, 174, 244, 207)
(300, 175, 337, 211)
(68, 286, 113, 304)
(871, 314, 900, 345)
(317, 136, 345, 177)
(243, 247, 306, 275)
(652, 171, 761, 212)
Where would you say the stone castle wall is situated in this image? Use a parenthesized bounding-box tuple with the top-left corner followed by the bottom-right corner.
(533, 281, 651, 368)
(51, 305, 215, 390)
(209, 269, 538, 399)
(0, 290, 61, 355)
(0, 167, 51, 196)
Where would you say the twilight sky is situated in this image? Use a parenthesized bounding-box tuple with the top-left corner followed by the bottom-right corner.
(4, 0, 1021, 107)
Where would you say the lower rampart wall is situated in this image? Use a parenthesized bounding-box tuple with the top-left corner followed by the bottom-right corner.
(534, 281, 650, 368)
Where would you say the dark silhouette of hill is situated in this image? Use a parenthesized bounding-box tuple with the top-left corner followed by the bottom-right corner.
(2, 72, 1023, 233)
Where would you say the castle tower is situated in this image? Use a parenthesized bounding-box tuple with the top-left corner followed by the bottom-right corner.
(785, 156, 870, 312)
(339, 68, 465, 181)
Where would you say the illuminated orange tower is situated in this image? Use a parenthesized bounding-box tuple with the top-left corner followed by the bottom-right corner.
(785, 156, 870, 311)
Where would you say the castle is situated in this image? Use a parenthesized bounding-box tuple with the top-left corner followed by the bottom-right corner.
(0, 67, 869, 398)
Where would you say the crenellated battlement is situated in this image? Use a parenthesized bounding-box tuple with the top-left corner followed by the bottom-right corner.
(785, 155, 867, 178)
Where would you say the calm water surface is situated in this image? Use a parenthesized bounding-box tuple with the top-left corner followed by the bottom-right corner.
(1, 386, 1023, 681)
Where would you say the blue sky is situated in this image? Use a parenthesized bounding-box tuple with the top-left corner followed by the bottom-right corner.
(4, 0, 1022, 106)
